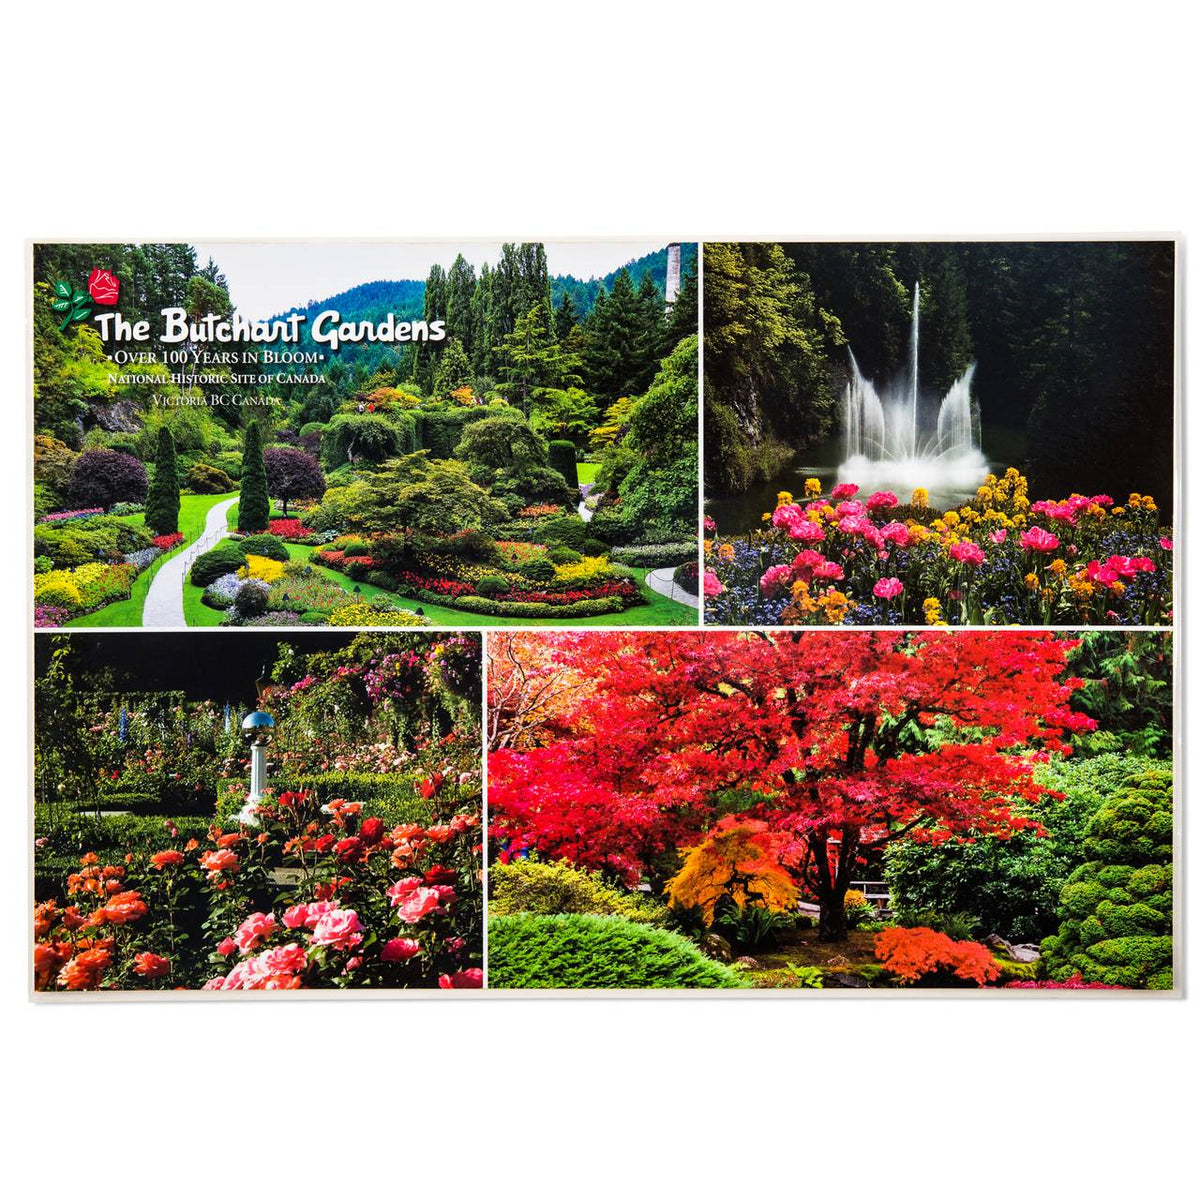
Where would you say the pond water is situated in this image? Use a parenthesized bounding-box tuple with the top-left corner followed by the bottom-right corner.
(707, 424, 1028, 535)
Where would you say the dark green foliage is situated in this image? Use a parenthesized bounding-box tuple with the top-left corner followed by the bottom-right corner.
(406, 590, 630, 619)
(233, 581, 268, 618)
(475, 575, 510, 596)
(546, 546, 582, 565)
(547, 440, 579, 489)
(238, 421, 270, 532)
(487, 913, 745, 989)
(1040, 769, 1173, 989)
(885, 753, 1163, 943)
(489, 859, 665, 923)
(189, 543, 249, 587)
(583, 537, 609, 557)
(237, 533, 289, 561)
(712, 901, 794, 952)
(414, 409, 471, 459)
(184, 462, 236, 493)
(518, 557, 556, 582)
(322, 411, 415, 467)
(535, 514, 586, 550)
(144, 427, 180, 535)
(1069, 632, 1173, 756)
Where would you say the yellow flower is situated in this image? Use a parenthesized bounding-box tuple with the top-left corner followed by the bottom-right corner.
(778, 490, 795, 506)
(911, 487, 929, 508)
(1112, 506, 1125, 516)
(1024, 572, 1039, 592)
(1108, 580, 1126, 597)
(762, 513, 772, 523)
(717, 543, 734, 561)
(943, 512, 960, 528)
(803, 479, 821, 498)
(240, 554, 286, 584)
(703, 539, 713, 554)
(790, 578, 818, 614)
(1048, 558, 1067, 576)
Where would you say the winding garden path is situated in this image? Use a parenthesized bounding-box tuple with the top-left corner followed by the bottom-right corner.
(142, 497, 237, 627)
(645, 566, 701, 609)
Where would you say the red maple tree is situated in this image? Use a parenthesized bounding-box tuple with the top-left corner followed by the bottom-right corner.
(488, 631, 1096, 941)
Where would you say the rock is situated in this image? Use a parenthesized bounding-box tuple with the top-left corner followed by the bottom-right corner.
(985, 933, 1042, 963)
(734, 956, 761, 969)
(85, 398, 142, 434)
(825, 972, 870, 988)
(699, 932, 733, 962)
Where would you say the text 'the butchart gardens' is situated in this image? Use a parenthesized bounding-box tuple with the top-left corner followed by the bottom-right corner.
(30, 238, 1177, 996)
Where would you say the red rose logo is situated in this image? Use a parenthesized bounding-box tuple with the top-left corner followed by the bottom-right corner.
(87, 268, 120, 306)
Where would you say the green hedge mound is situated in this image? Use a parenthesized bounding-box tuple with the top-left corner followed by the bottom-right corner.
(487, 913, 745, 989)
(1040, 768, 1174, 989)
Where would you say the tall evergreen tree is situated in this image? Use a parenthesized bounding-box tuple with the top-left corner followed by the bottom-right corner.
(555, 292, 580, 340)
(433, 338, 474, 397)
(238, 419, 270, 532)
(446, 254, 477, 358)
(144, 426, 180, 535)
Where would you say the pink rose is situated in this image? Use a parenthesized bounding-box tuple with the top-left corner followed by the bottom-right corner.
(87, 268, 120, 306)
(830, 483, 859, 500)
(873, 577, 904, 600)
(310, 908, 364, 951)
(381, 937, 422, 962)
(879, 521, 910, 547)
(258, 943, 307, 975)
(702, 570, 723, 597)
(393, 886, 445, 925)
(233, 911, 276, 954)
(386, 877, 424, 906)
(812, 560, 844, 581)
(217, 937, 237, 957)
(438, 969, 483, 989)
(759, 564, 793, 597)
(865, 491, 898, 510)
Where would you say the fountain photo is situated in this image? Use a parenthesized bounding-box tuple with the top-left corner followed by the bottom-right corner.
(33, 630, 483, 993)
(702, 241, 1175, 627)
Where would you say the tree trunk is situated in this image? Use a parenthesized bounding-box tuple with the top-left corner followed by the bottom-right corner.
(818, 893, 849, 942)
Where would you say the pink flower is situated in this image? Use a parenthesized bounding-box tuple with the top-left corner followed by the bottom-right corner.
(873, 577, 904, 600)
(835, 500, 866, 519)
(786, 519, 825, 542)
(1160, 537, 1173, 551)
(702, 570, 723, 597)
(386, 877, 424, 906)
(1019, 526, 1060, 553)
(879, 521, 910, 547)
(866, 491, 898, 510)
(759, 565, 793, 597)
(309, 908, 364, 951)
(201, 976, 226, 991)
(703, 516, 716, 533)
(989, 528, 1007, 544)
(831, 483, 859, 500)
(281, 904, 310, 930)
(438, 968, 483, 989)
(393, 886, 445, 925)
(258, 943, 307, 975)
(947, 540, 985, 565)
(381, 937, 422, 962)
(233, 912, 276, 954)
(812, 560, 844, 581)
(217, 937, 237, 957)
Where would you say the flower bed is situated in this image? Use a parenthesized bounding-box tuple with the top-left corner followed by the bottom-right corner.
(38, 507, 105, 524)
(34, 789, 482, 991)
(704, 470, 1172, 626)
(33, 561, 137, 622)
(151, 531, 185, 551)
(268, 518, 316, 541)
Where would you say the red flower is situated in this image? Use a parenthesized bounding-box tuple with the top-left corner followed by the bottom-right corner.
(438, 968, 483, 989)
(87, 268, 120, 306)
(360, 817, 385, 845)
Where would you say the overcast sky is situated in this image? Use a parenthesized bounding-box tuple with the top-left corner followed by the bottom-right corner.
(190, 240, 674, 320)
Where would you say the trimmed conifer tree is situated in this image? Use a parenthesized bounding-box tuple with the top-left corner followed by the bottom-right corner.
(548, 440, 579, 490)
(238, 420, 270, 532)
(144, 426, 180, 534)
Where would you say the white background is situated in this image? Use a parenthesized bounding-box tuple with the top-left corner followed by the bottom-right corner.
(1, 3, 1195, 1195)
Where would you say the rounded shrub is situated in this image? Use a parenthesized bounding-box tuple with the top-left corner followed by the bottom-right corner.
(234, 581, 268, 618)
(489, 859, 665, 923)
(583, 537, 609, 558)
(184, 462, 236, 494)
(190, 544, 249, 587)
(68, 450, 148, 509)
(1040, 769, 1173, 989)
(475, 575, 510, 597)
(536, 514, 587, 551)
(238, 533, 289, 562)
(487, 913, 745, 989)
(547, 546, 583, 565)
(519, 557, 556, 583)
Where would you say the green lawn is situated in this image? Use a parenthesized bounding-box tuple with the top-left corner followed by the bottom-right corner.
(181, 541, 695, 627)
(576, 462, 600, 485)
(67, 492, 237, 628)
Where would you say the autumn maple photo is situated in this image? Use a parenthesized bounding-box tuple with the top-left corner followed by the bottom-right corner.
(486, 629, 1174, 991)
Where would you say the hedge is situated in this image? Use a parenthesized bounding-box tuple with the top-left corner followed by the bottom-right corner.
(414, 409, 471, 459)
(190, 544, 249, 587)
(408, 590, 631, 619)
(611, 542, 698, 569)
(487, 913, 745, 989)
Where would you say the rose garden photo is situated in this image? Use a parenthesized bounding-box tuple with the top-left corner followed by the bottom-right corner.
(33, 631, 483, 992)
